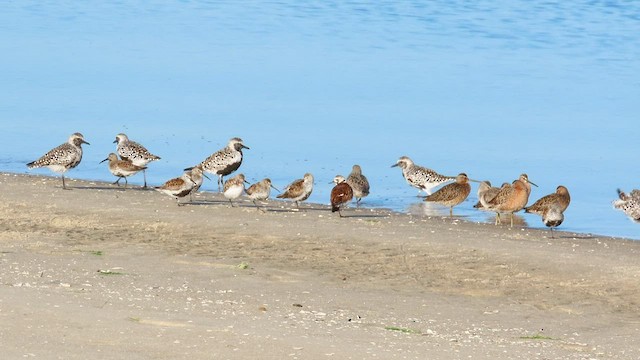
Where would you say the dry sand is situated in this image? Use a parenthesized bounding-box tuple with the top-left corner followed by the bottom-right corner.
(1, 172, 640, 359)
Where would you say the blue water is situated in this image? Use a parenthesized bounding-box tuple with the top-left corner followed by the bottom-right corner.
(1, 1, 639, 239)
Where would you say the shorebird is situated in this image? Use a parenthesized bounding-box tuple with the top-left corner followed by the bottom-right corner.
(184, 166, 207, 202)
(346, 164, 370, 206)
(27, 132, 89, 190)
(223, 173, 249, 207)
(197, 137, 249, 192)
(525, 185, 571, 237)
(114, 133, 160, 188)
(276, 173, 314, 209)
(154, 170, 197, 206)
(391, 156, 454, 195)
(424, 173, 475, 216)
(613, 189, 640, 222)
(100, 153, 147, 189)
(331, 175, 354, 217)
(246, 178, 279, 211)
(486, 174, 537, 227)
(473, 181, 509, 210)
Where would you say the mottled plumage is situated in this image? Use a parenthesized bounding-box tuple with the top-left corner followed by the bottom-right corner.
(331, 175, 354, 217)
(525, 185, 571, 236)
(155, 171, 197, 206)
(276, 173, 314, 209)
(346, 164, 370, 206)
(198, 137, 249, 192)
(391, 156, 453, 195)
(486, 174, 537, 226)
(425, 173, 472, 216)
(613, 189, 640, 222)
(27, 132, 89, 189)
(246, 178, 279, 211)
(474, 181, 509, 210)
(100, 153, 147, 188)
(114, 133, 160, 188)
(223, 173, 248, 207)
(184, 166, 206, 202)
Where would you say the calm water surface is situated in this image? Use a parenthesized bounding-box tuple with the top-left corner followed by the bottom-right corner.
(1, 1, 639, 239)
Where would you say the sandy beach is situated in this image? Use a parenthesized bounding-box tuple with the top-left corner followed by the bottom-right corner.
(1, 172, 639, 359)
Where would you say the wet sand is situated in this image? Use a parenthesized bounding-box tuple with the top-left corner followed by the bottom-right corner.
(1, 172, 639, 359)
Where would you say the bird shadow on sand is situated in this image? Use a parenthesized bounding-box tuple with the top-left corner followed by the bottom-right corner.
(71, 185, 155, 192)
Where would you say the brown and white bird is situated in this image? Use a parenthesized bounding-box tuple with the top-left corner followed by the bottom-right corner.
(197, 137, 249, 192)
(155, 170, 198, 206)
(525, 185, 571, 236)
(424, 173, 474, 216)
(114, 133, 160, 188)
(276, 173, 314, 209)
(27, 132, 89, 190)
(346, 164, 370, 206)
(391, 156, 454, 195)
(246, 178, 279, 211)
(184, 166, 207, 202)
(330, 175, 353, 217)
(613, 189, 640, 222)
(100, 153, 147, 189)
(473, 181, 509, 210)
(223, 173, 249, 207)
(486, 174, 537, 226)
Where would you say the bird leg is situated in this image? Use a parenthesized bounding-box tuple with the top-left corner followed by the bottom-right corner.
(142, 169, 148, 189)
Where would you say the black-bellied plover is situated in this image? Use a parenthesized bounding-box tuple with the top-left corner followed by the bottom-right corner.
(613, 189, 640, 222)
(424, 173, 476, 216)
(276, 173, 314, 209)
(330, 175, 353, 217)
(525, 185, 571, 237)
(246, 178, 279, 211)
(154, 170, 197, 206)
(223, 173, 248, 207)
(486, 174, 537, 226)
(27, 132, 89, 190)
(100, 153, 147, 189)
(391, 156, 454, 195)
(114, 133, 160, 188)
(346, 165, 370, 206)
(197, 137, 249, 192)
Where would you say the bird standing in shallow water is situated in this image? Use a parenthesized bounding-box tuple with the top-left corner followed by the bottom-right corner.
(277, 173, 314, 209)
(346, 165, 370, 206)
(424, 173, 475, 216)
(391, 156, 454, 195)
(486, 174, 537, 227)
(331, 175, 354, 217)
(27, 132, 89, 190)
(246, 178, 279, 211)
(525, 185, 571, 237)
(474, 181, 508, 210)
(223, 173, 249, 207)
(155, 170, 198, 206)
(613, 189, 640, 222)
(100, 153, 147, 189)
(114, 133, 160, 188)
(197, 137, 249, 192)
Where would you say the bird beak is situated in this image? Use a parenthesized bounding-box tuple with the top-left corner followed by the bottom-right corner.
(244, 179, 251, 184)
(242, 144, 250, 150)
(468, 179, 482, 183)
(528, 180, 539, 187)
(203, 174, 211, 181)
(184, 166, 193, 171)
(390, 163, 399, 168)
(113, 139, 117, 144)
(271, 185, 280, 193)
(99, 158, 108, 164)
(83, 140, 90, 145)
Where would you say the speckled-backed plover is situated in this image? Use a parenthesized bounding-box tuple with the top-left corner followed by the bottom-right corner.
(391, 156, 454, 195)
(197, 137, 249, 192)
(27, 132, 89, 190)
(114, 133, 160, 188)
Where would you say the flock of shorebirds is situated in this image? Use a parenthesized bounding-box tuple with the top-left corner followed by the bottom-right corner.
(26, 133, 640, 235)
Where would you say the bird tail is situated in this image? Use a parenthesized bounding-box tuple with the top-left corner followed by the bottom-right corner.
(26, 161, 38, 169)
(276, 193, 285, 199)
